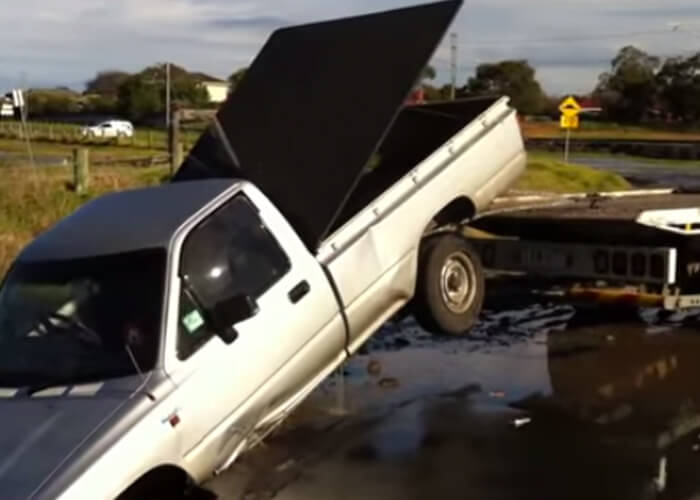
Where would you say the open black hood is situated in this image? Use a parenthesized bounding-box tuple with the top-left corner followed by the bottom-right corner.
(173, 0, 463, 250)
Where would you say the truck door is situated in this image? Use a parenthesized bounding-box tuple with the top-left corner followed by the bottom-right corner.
(166, 190, 345, 472)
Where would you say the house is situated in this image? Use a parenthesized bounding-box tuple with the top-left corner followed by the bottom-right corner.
(190, 73, 230, 104)
(1, 94, 15, 118)
(201, 81, 230, 103)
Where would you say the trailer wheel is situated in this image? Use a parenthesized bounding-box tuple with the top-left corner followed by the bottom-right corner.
(414, 233, 484, 335)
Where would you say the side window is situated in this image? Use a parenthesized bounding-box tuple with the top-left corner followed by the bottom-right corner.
(176, 195, 290, 360)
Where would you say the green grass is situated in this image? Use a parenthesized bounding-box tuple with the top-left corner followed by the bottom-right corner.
(530, 150, 700, 169)
(0, 120, 201, 151)
(0, 138, 163, 161)
(515, 155, 631, 193)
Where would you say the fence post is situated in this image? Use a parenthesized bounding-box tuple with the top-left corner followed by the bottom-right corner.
(169, 107, 181, 176)
(173, 142, 184, 171)
(73, 148, 90, 195)
(148, 130, 154, 149)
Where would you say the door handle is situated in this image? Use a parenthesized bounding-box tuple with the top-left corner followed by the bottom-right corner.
(288, 280, 310, 304)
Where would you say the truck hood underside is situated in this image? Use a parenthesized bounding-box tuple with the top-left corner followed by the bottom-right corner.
(173, 0, 463, 251)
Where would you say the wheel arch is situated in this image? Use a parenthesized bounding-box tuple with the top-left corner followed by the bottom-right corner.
(116, 464, 193, 500)
(424, 196, 476, 234)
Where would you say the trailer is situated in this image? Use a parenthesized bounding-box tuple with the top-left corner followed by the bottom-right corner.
(471, 190, 700, 310)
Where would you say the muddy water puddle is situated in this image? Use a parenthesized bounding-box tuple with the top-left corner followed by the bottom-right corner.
(208, 299, 700, 500)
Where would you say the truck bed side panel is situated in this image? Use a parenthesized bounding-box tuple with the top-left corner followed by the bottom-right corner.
(320, 98, 526, 348)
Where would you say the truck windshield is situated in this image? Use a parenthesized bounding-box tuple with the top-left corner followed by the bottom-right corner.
(0, 249, 166, 388)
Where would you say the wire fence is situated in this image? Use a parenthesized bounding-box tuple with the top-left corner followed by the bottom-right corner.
(0, 120, 200, 151)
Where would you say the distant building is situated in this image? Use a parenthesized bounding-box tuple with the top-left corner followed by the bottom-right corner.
(188, 73, 229, 104)
(1, 94, 15, 118)
(201, 81, 230, 104)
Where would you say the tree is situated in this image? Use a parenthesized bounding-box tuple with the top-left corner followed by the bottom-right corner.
(656, 53, 700, 124)
(86, 71, 131, 96)
(27, 90, 81, 116)
(462, 60, 546, 115)
(83, 94, 119, 114)
(117, 64, 209, 121)
(117, 76, 162, 121)
(421, 65, 437, 82)
(228, 68, 248, 93)
(595, 46, 660, 122)
(423, 84, 453, 102)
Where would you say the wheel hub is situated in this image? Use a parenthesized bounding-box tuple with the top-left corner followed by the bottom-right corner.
(440, 252, 476, 314)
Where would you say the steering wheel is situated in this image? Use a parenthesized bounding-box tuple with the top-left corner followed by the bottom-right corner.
(40, 312, 103, 347)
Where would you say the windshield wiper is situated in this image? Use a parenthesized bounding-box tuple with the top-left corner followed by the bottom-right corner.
(40, 313, 102, 347)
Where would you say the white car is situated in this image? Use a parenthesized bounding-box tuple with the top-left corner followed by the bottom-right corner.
(81, 120, 134, 139)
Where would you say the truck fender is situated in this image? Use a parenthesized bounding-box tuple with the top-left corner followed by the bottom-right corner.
(116, 465, 197, 500)
(429, 196, 476, 230)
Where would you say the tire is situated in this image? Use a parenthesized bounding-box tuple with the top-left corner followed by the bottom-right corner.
(413, 233, 485, 335)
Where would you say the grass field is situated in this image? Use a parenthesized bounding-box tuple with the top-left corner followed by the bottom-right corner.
(514, 154, 630, 193)
(0, 165, 169, 277)
(0, 138, 164, 164)
(531, 150, 700, 169)
(0, 120, 201, 151)
(522, 120, 700, 141)
(0, 153, 630, 277)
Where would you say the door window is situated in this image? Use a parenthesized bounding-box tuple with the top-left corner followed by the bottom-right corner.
(176, 195, 290, 360)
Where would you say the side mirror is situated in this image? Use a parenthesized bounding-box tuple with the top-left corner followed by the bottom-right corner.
(209, 294, 259, 344)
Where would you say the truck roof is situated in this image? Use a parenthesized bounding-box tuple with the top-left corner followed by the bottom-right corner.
(18, 179, 235, 263)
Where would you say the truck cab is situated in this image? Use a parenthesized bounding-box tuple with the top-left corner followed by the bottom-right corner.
(0, 179, 347, 499)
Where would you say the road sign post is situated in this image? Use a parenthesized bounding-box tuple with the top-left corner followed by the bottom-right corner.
(559, 96, 581, 164)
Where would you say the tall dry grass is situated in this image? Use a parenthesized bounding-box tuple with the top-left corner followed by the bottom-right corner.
(0, 165, 169, 277)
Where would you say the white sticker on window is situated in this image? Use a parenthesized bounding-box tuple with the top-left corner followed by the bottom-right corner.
(182, 310, 204, 334)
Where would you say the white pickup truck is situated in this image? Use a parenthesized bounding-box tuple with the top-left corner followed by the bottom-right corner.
(0, 1, 525, 499)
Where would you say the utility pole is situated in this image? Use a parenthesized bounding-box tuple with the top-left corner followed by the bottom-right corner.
(165, 62, 171, 130)
(450, 32, 458, 100)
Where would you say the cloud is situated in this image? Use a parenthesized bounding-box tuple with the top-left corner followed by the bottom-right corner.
(1, 0, 700, 94)
(206, 16, 290, 29)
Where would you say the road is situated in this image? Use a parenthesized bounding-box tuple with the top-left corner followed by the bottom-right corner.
(574, 156, 700, 189)
(200, 288, 700, 500)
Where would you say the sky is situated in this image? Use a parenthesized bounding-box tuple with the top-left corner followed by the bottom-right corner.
(2, 0, 700, 96)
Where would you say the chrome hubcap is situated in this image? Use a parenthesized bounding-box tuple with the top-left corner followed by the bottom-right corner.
(440, 252, 476, 314)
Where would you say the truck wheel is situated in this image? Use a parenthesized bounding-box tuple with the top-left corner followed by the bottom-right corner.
(414, 234, 484, 335)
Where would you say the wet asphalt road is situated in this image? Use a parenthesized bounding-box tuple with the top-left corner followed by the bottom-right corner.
(202, 290, 700, 500)
(573, 156, 700, 189)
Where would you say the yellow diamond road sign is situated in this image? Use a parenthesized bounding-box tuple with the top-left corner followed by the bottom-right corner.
(559, 96, 581, 116)
(560, 114, 579, 129)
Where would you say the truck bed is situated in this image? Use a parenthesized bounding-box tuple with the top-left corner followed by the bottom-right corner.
(318, 96, 522, 262)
